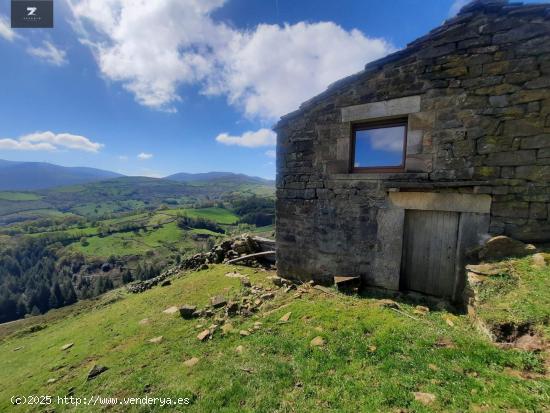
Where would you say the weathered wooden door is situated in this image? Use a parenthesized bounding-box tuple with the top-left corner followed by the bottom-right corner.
(401, 210, 459, 298)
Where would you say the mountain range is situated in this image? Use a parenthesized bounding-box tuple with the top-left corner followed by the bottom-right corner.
(0, 160, 273, 191)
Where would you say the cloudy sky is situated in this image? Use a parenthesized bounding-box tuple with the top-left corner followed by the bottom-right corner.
(0, 0, 535, 178)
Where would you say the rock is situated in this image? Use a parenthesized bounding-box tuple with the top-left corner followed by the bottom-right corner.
(87, 365, 108, 381)
(46, 378, 57, 384)
(138, 318, 150, 325)
(239, 330, 250, 337)
(162, 306, 179, 314)
(240, 277, 252, 287)
(101, 263, 112, 272)
(532, 253, 547, 269)
(466, 263, 505, 275)
(235, 345, 244, 354)
(183, 357, 200, 367)
(160, 280, 171, 287)
(199, 263, 209, 271)
(514, 334, 545, 351)
(368, 345, 377, 352)
(226, 301, 239, 316)
(179, 305, 197, 319)
(221, 323, 234, 334)
(60, 343, 74, 351)
(413, 392, 436, 406)
(478, 236, 536, 261)
(260, 292, 275, 300)
(210, 296, 228, 309)
(268, 276, 284, 287)
(310, 336, 326, 347)
(13, 346, 22, 351)
(253, 321, 263, 330)
(378, 299, 400, 309)
(279, 312, 292, 322)
(197, 329, 211, 341)
(148, 336, 163, 344)
(204, 309, 214, 318)
(225, 271, 244, 278)
(413, 306, 430, 316)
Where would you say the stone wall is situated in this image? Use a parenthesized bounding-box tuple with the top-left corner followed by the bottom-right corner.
(275, 0, 550, 285)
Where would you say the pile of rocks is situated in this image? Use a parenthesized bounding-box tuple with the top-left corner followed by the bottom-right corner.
(126, 266, 179, 294)
(182, 235, 276, 270)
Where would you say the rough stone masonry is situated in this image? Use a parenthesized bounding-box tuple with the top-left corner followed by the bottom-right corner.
(275, 0, 550, 294)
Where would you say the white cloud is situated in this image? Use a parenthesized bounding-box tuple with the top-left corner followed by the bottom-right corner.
(216, 128, 276, 148)
(367, 128, 406, 152)
(117, 155, 128, 161)
(137, 152, 153, 160)
(265, 149, 276, 158)
(0, 131, 103, 152)
(207, 22, 393, 119)
(449, 0, 471, 16)
(26, 41, 67, 66)
(67, 0, 394, 119)
(0, 14, 18, 42)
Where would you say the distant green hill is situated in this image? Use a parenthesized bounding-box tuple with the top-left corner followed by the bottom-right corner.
(0, 160, 122, 191)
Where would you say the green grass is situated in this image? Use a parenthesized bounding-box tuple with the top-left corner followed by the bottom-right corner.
(0, 192, 42, 201)
(163, 207, 239, 225)
(0, 264, 547, 412)
(70, 222, 191, 257)
(475, 253, 550, 338)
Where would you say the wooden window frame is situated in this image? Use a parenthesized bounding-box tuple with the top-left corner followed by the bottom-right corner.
(350, 118, 408, 173)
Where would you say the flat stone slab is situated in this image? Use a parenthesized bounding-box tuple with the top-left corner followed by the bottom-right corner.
(162, 306, 179, 314)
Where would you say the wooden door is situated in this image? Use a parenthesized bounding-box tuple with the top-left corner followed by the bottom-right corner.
(401, 210, 459, 298)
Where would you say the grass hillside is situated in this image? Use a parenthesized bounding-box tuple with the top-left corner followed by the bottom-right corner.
(0, 262, 547, 412)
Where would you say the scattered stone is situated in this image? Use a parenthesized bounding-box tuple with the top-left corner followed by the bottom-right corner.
(434, 337, 455, 349)
(197, 329, 211, 341)
(268, 276, 284, 287)
(239, 330, 250, 337)
(221, 323, 234, 335)
(179, 305, 197, 319)
(138, 318, 150, 325)
(279, 312, 292, 322)
(413, 392, 436, 406)
(253, 321, 263, 330)
(240, 277, 252, 287)
(225, 271, 244, 278)
(46, 378, 57, 384)
(204, 309, 214, 318)
(314, 326, 323, 332)
(183, 357, 200, 367)
(211, 296, 228, 309)
(239, 367, 254, 374)
(379, 299, 400, 309)
(260, 292, 275, 300)
(13, 346, 22, 351)
(514, 334, 545, 351)
(235, 345, 244, 354)
(368, 345, 377, 352)
(148, 336, 164, 344)
(87, 365, 108, 381)
(466, 263, 506, 276)
(199, 264, 209, 271)
(162, 306, 179, 315)
(60, 343, 74, 351)
(478, 236, 536, 261)
(310, 336, 326, 347)
(532, 253, 547, 269)
(160, 280, 171, 287)
(444, 316, 455, 327)
(226, 301, 239, 316)
(413, 306, 430, 316)
(283, 285, 297, 293)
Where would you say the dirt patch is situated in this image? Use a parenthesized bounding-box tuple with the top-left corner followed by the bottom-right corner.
(490, 322, 547, 352)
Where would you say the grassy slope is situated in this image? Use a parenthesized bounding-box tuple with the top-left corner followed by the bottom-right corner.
(475, 253, 550, 339)
(0, 265, 547, 412)
(0, 192, 42, 201)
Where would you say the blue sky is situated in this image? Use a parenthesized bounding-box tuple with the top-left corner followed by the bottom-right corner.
(0, 0, 540, 178)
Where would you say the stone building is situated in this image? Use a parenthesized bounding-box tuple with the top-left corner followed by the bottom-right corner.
(275, 0, 550, 301)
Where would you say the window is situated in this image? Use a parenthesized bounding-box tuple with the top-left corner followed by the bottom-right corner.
(351, 120, 407, 172)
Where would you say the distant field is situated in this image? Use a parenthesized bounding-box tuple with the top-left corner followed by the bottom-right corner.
(0, 192, 42, 201)
(70, 222, 191, 257)
(163, 207, 239, 225)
